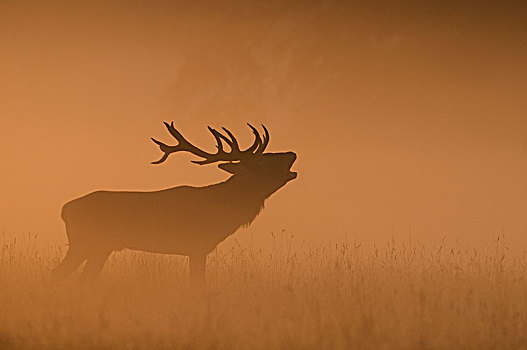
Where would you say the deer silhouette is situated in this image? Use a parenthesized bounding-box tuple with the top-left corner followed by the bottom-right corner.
(51, 122, 297, 283)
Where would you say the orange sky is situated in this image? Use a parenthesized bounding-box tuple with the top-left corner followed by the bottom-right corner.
(1, 1, 526, 246)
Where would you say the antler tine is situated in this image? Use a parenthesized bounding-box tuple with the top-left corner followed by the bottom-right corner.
(221, 127, 240, 152)
(245, 123, 262, 154)
(165, 121, 185, 143)
(207, 126, 225, 152)
(209, 126, 234, 151)
(255, 124, 269, 154)
(150, 138, 176, 164)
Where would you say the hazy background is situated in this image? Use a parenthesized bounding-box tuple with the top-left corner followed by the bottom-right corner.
(1, 0, 526, 247)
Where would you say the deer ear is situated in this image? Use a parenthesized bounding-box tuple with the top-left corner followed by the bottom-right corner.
(218, 162, 241, 174)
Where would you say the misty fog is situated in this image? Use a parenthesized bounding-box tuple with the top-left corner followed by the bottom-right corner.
(1, 0, 526, 247)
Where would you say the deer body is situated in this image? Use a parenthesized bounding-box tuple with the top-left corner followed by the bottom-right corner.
(52, 123, 297, 283)
(62, 178, 267, 256)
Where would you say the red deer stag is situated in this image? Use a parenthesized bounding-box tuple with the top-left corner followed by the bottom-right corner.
(51, 122, 297, 283)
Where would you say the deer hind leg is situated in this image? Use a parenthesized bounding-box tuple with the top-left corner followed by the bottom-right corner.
(79, 249, 112, 282)
(50, 245, 87, 281)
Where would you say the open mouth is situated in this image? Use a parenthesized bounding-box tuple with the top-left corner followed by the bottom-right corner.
(285, 152, 297, 180)
(287, 162, 297, 180)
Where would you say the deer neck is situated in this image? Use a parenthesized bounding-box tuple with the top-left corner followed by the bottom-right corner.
(222, 174, 272, 204)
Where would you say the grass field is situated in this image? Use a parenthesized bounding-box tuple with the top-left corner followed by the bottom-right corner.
(1, 231, 527, 350)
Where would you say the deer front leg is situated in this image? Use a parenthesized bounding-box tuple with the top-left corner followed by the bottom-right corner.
(189, 253, 206, 286)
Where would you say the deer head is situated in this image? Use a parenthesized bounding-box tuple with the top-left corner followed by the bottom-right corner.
(151, 122, 297, 195)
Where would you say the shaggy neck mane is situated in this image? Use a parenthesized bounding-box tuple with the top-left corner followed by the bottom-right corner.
(205, 174, 272, 227)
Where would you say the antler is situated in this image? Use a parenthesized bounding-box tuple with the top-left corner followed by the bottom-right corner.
(151, 122, 270, 165)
